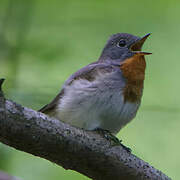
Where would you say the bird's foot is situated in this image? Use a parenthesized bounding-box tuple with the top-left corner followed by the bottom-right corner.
(94, 128, 131, 153)
(118, 141, 132, 153)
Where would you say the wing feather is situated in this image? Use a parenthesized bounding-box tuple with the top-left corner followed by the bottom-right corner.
(38, 62, 120, 114)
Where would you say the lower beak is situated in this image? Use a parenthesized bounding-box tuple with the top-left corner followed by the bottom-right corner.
(130, 33, 152, 55)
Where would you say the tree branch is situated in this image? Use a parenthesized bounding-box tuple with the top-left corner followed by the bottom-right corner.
(0, 79, 171, 180)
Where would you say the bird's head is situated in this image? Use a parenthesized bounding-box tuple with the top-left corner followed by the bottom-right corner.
(98, 33, 151, 64)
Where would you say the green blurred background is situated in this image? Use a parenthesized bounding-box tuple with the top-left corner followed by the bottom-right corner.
(0, 0, 179, 179)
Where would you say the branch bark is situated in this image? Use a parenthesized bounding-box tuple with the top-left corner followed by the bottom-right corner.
(0, 79, 171, 180)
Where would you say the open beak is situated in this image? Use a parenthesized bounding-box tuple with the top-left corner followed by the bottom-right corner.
(130, 33, 152, 55)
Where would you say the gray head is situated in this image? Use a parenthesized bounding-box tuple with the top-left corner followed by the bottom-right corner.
(98, 33, 151, 63)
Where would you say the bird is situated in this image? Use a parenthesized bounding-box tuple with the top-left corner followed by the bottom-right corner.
(39, 33, 151, 139)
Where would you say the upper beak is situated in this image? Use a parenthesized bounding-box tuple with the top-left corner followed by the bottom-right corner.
(130, 33, 152, 55)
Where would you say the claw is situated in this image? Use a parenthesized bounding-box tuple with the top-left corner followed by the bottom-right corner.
(94, 128, 131, 153)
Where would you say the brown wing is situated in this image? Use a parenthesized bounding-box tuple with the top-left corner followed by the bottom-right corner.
(38, 62, 116, 114)
(38, 89, 64, 114)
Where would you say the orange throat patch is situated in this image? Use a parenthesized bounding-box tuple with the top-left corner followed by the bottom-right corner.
(120, 54, 146, 103)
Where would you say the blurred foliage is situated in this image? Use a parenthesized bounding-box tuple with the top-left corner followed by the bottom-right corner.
(0, 0, 179, 179)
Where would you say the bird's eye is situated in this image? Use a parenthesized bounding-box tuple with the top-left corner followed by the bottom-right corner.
(117, 40, 126, 47)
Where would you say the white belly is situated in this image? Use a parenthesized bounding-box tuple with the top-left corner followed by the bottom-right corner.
(54, 77, 140, 134)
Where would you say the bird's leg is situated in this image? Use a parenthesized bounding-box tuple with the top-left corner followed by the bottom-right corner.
(94, 128, 119, 144)
(94, 128, 131, 153)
